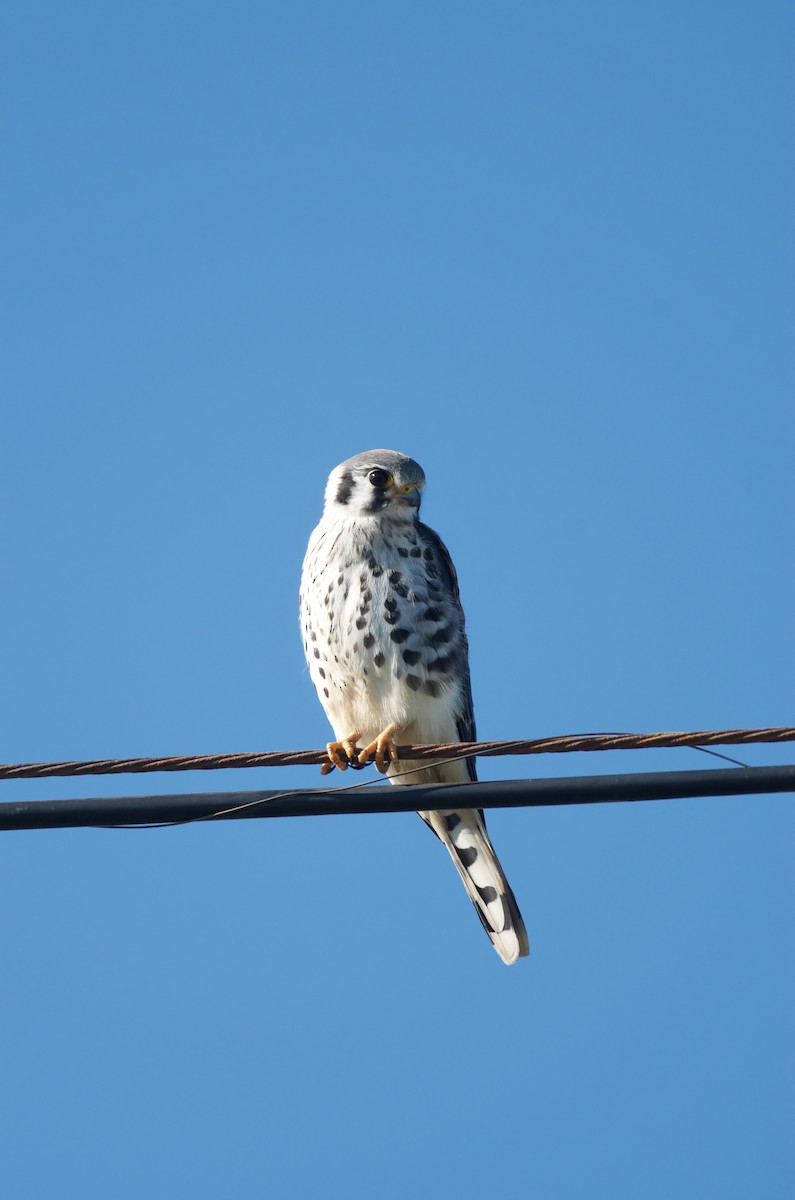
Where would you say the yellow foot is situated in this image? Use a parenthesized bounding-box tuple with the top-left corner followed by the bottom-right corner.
(321, 733, 363, 776)
(357, 725, 401, 774)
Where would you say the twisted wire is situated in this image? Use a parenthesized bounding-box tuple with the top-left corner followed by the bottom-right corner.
(1, 726, 793, 781)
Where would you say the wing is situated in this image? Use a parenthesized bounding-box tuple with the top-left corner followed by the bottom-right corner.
(416, 520, 477, 782)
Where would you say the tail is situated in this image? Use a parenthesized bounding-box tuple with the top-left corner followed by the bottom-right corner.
(419, 807, 530, 965)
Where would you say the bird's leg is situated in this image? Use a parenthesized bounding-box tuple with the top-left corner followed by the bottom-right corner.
(321, 733, 363, 775)
(357, 724, 401, 774)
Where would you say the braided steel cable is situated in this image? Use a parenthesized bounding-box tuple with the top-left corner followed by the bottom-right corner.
(1, 726, 793, 781)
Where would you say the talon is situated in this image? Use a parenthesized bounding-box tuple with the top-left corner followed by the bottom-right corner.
(325, 734, 362, 774)
(358, 726, 401, 774)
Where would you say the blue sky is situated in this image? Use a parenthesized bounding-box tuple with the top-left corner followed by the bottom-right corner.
(2, 2, 793, 1196)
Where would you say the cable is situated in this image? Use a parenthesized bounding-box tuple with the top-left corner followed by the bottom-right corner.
(1, 764, 792, 831)
(1, 725, 793, 781)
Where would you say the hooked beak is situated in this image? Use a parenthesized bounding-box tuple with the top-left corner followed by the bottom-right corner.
(392, 483, 422, 509)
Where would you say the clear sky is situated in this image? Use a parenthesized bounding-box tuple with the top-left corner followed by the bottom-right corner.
(3, 2, 794, 1197)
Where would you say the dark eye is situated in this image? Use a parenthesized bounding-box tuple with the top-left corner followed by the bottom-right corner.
(368, 469, 392, 488)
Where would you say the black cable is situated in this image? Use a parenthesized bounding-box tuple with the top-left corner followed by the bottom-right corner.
(1, 764, 792, 831)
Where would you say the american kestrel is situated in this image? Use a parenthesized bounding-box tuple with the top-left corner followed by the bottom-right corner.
(300, 450, 528, 964)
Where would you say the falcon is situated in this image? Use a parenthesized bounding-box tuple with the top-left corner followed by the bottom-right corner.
(300, 449, 529, 964)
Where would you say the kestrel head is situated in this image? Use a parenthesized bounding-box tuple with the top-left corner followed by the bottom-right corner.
(323, 450, 426, 518)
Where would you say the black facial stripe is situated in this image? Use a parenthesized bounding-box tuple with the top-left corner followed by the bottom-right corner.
(364, 492, 388, 514)
(335, 471, 354, 505)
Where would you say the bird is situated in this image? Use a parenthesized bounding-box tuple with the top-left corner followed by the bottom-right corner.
(300, 449, 529, 964)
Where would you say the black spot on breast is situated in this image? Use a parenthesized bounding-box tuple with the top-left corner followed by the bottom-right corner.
(337, 574, 344, 586)
(410, 546, 422, 557)
(355, 617, 366, 629)
(323, 686, 330, 698)
(363, 633, 375, 648)
(319, 668, 326, 679)
(423, 547, 434, 561)
(423, 606, 441, 622)
(313, 648, 320, 659)
(384, 598, 398, 612)
(402, 649, 421, 665)
(384, 609, 399, 625)
(388, 570, 402, 585)
(405, 674, 421, 691)
(398, 547, 408, 557)
(390, 628, 410, 643)
(335, 471, 354, 505)
(431, 625, 452, 647)
(361, 589, 372, 602)
(423, 680, 441, 698)
(374, 652, 385, 668)
(428, 654, 453, 673)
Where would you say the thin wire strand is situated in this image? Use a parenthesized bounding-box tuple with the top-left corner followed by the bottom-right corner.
(98, 752, 473, 829)
(2, 725, 793, 782)
(101, 744, 754, 829)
